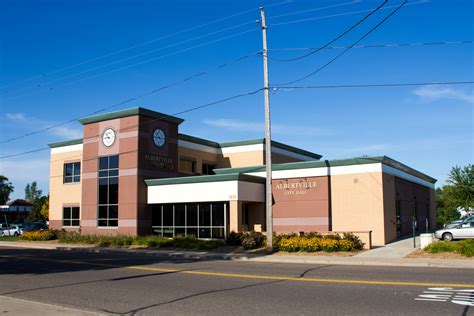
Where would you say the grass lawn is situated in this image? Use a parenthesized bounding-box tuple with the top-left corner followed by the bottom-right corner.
(0, 236, 20, 242)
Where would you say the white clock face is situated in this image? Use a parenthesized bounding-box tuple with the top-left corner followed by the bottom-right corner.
(153, 129, 166, 147)
(102, 128, 116, 147)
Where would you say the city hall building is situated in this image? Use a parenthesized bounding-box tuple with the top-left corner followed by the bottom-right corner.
(49, 107, 436, 246)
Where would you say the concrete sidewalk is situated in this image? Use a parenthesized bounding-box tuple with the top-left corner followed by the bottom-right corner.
(0, 295, 103, 315)
(355, 236, 421, 259)
(0, 240, 472, 269)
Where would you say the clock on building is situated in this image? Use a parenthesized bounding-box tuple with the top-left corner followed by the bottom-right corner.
(102, 128, 116, 147)
(153, 129, 166, 147)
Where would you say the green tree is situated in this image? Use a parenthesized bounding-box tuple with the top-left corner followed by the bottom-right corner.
(0, 175, 14, 205)
(40, 195, 49, 220)
(25, 181, 42, 203)
(435, 187, 460, 226)
(25, 181, 46, 221)
(446, 164, 474, 212)
(436, 164, 474, 226)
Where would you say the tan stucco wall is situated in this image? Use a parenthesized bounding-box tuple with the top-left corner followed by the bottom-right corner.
(229, 200, 242, 232)
(49, 150, 83, 229)
(219, 151, 264, 168)
(331, 172, 387, 246)
(178, 147, 218, 174)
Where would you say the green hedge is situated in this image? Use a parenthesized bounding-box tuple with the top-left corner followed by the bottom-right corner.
(424, 240, 474, 257)
(58, 234, 223, 250)
(225, 231, 266, 250)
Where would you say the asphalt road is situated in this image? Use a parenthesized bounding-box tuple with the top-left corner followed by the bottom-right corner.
(0, 246, 473, 315)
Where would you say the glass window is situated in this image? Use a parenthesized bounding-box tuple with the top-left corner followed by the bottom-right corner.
(212, 203, 224, 226)
(179, 159, 196, 174)
(187, 204, 198, 226)
(151, 202, 227, 239)
(175, 205, 186, 226)
(202, 163, 216, 175)
(97, 155, 119, 227)
(152, 205, 162, 227)
(63, 206, 80, 227)
(63, 162, 81, 183)
(199, 204, 211, 227)
(163, 205, 173, 226)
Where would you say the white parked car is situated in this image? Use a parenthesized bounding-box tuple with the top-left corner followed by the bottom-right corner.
(0, 224, 21, 237)
(435, 218, 474, 241)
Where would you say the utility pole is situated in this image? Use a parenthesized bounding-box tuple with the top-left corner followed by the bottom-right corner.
(259, 7, 273, 250)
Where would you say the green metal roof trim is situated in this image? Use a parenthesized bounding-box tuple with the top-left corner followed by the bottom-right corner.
(48, 138, 83, 148)
(214, 156, 436, 183)
(381, 156, 437, 184)
(78, 107, 184, 125)
(145, 173, 266, 186)
(178, 133, 220, 148)
(178, 135, 321, 159)
(271, 140, 322, 159)
(219, 138, 322, 159)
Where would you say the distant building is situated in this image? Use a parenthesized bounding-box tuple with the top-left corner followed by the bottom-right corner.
(0, 199, 33, 223)
(48, 107, 437, 246)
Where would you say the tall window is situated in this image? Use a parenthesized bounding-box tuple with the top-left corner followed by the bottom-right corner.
(179, 158, 196, 174)
(152, 202, 227, 239)
(63, 206, 80, 227)
(202, 163, 216, 175)
(98, 155, 119, 227)
(64, 162, 81, 183)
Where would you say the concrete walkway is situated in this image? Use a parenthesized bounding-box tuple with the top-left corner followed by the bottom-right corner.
(355, 236, 420, 259)
(0, 295, 104, 315)
(0, 240, 472, 269)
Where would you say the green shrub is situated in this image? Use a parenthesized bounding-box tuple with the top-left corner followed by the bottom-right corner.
(424, 241, 457, 253)
(226, 231, 243, 246)
(304, 232, 323, 239)
(241, 231, 266, 250)
(324, 233, 342, 241)
(456, 240, 474, 257)
(337, 240, 354, 252)
(342, 233, 365, 250)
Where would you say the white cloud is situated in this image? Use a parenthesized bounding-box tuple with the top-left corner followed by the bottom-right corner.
(203, 119, 332, 136)
(3, 113, 82, 140)
(413, 85, 474, 104)
(5, 113, 26, 121)
(49, 125, 83, 139)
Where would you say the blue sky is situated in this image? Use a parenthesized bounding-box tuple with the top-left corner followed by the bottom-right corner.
(0, 0, 473, 200)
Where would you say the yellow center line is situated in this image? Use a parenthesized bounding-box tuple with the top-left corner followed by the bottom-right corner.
(2, 254, 474, 288)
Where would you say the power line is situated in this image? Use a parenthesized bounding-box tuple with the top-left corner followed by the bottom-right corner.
(275, 0, 408, 86)
(271, 80, 474, 90)
(269, 0, 426, 27)
(0, 88, 263, 160)
(267, 0, 388, 62)
(0, 51, 260, 144)
(267, 0, 362, 20)
(4, 1, 361, 98)
(268, 40, 474, 51)
(0, 0, 291, 91)
(6, 24, 259, 99)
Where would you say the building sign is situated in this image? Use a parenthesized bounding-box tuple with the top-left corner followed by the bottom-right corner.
(275, 179, 318, 196)
(145, 154, 174, 170)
